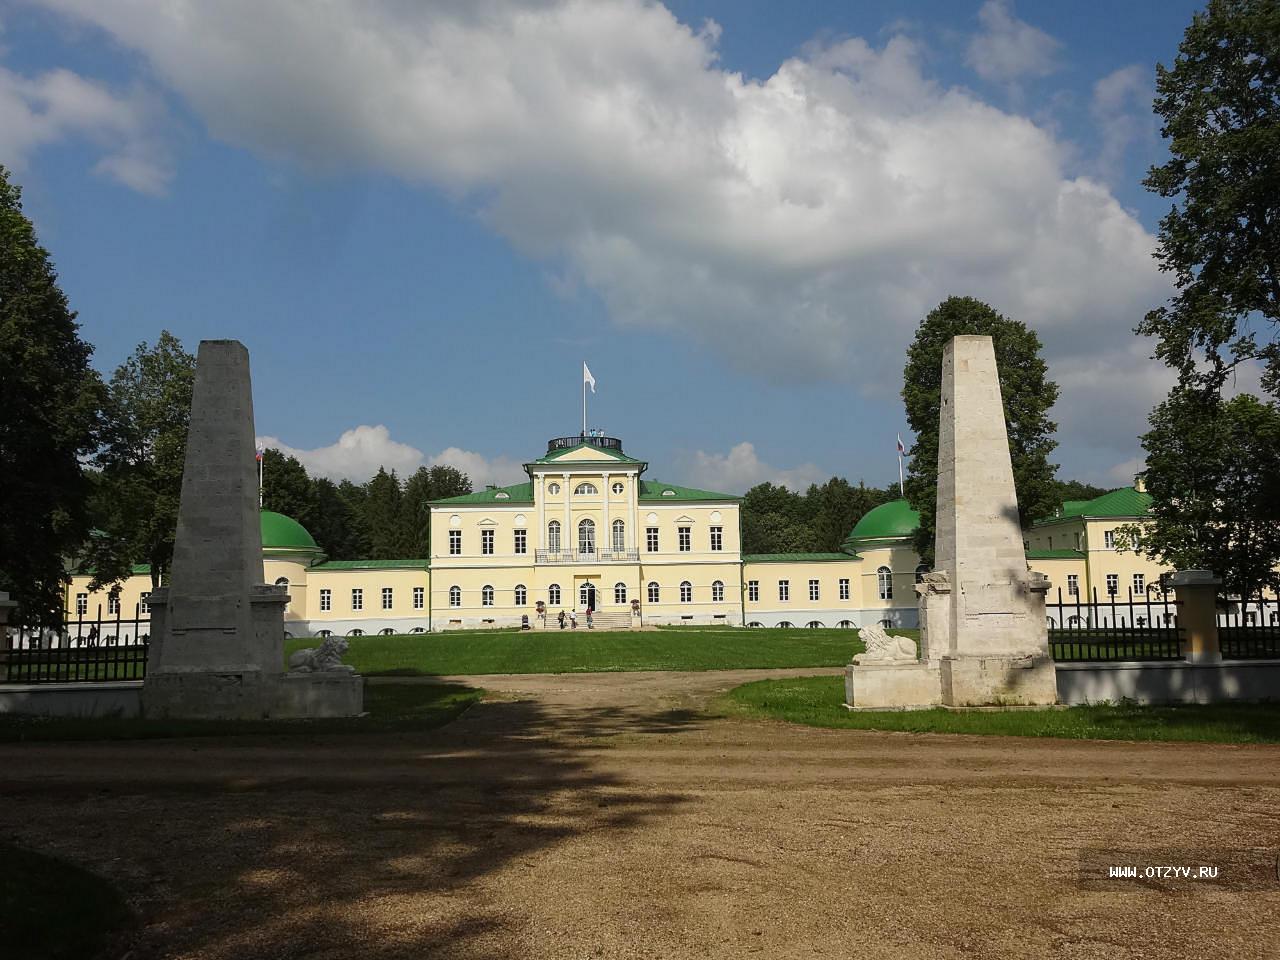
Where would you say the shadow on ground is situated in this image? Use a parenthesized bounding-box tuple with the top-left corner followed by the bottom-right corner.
(0, 696, 697, 960)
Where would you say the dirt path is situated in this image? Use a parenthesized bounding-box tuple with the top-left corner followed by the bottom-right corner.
(2, 670, 1277, 959)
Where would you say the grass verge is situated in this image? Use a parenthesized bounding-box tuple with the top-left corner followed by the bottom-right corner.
(0, 842, 136, 960)
(284, 625, 882, 675)
(0, 682, 483, 743)
(717, 676, 1280, 743)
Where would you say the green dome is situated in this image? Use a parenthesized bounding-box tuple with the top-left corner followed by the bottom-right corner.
(260, 510, 320, 553)
(845, 499, 920, 545)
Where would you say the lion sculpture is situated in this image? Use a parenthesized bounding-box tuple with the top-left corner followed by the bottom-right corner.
(852, 623, 918, 664)
(287, 635, 355, 674)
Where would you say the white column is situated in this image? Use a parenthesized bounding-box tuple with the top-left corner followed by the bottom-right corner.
(629, 471, 639, 552)
(536, 474, 545, 553)
(563, 472, 571, 559)
(602, 471, 611, 556)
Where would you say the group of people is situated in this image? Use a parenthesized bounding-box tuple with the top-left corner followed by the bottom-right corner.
(556, 607, 593, 629)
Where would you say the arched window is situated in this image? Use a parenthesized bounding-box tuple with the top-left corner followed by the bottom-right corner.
(482, 585, 494, 607)
(914, 565, 929, 583)
(574, 482, 598, 495)
(878, 619, 892, 629)
(612, 519, 625, 552)
(547, 519, 561, 553)
(379, 628, 396, 636)
(680, 581, 692, 603)
(806, 621, 824, 629)
(578, 518, 595, 554)
(449, 585, 461, 607)
(747, 621, 763, 628)
(347, 628, 364, 637)
(647, 581, 660, 603)
(837, 620, 855, 629)
(515, 584, 527, 606)
(776, 621, 794, 628)
(549, 583, 561, 605)
(274, 577, 289, 587)
(614, 582, 627, 604)
(711, 580, 724, 602)
(318, 629, 333, 638)
(877, 566, 893, 600)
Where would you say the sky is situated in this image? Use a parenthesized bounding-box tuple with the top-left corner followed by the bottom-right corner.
(2, 0, 1212, 495)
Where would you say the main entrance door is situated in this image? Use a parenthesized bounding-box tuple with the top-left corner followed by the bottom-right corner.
(577, 579, 598, 611)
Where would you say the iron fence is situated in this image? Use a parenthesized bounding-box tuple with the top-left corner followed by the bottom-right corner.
(1047, 586, 1183, 662)
(1217, 596, 1280, 659)
(2, 604, 150, 683)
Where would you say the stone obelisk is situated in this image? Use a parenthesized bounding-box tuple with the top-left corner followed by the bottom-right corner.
(143, 340, 291, 718)
(928, 335, 1057, 705)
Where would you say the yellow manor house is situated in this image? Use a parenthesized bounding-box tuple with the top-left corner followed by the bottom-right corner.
(66, 433, 1185, 637)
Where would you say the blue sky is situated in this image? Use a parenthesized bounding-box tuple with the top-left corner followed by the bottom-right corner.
(3, 1, 1207, 493)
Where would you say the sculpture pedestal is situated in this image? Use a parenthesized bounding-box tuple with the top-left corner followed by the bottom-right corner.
(845, 661, 942, 710)
(144, 670, 364, 720)
(938, 654, 1058, 707)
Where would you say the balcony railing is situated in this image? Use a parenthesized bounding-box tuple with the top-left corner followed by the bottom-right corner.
(535, 549, 640, 564)
(546, 435, 623, 454)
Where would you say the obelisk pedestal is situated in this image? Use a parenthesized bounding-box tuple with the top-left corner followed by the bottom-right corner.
(143, 340, 361, 719)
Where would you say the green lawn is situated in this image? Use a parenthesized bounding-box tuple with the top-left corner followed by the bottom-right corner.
(284, 625, 878, 676)
(0, 682, 482, 743)
(1, 842, 136, 959)
(719, 676, 1280, 744)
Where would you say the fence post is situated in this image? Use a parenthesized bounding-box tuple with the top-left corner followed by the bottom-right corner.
(0, 591, 16, 681)
(1167, 570, 1222, 663)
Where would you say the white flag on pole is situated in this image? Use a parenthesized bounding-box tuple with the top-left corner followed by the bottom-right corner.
(583, 362, 596, 393)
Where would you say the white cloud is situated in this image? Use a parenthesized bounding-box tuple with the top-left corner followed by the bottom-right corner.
(1091, 64, 1152, 182)
(257, 425, 526, 487)
(41, 0, 1171, 466)
(965, 0, 1061, 84)
(685, 442, 825, 494)
(0, 64, 170, 193)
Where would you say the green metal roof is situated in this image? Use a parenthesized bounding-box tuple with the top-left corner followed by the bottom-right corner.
(431, 482, 534, 505)
(844, 499, 920, 545)
(311, 559, 430, 570)
(637, 480, 739, 502)
(1025, 549, 1085, 560)
(743, 553, 858, 563)
(260, 511, 321, 552)
(1035, 486, 1153, 525)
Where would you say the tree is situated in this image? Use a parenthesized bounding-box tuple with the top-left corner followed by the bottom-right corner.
(741, 482, 808, 554)
(401, 464, 471, 558)
(902, 297, 1060, 563)
(0, 166, 106, 620)
(1049, 479, 1110, 504)
(1129, 388, 1280, 599)
(87, 332, 195, 591)
(803, 478, 891, 554)
(310, 478, 363, 560)
(260, 448, 319, 531)
(363, 468, 407, 559)
(1138, 0, 1280, 397)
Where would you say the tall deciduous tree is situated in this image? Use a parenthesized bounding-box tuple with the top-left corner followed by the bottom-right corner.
(902, 297, 1059, 563)
(1138, 0, 1280, 396)
(87, 331, 195, 591)
(1130, 388, 1280, 599)
(0, 166, 106, 619)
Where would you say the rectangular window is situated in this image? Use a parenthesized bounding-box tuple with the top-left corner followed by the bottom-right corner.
(809, 579, 820, 602)
(448, 530, 462, 555)
(646, 527, 659, 552)
(75, 592, 88, 616)
(481, 528, 494, 555)
(1104, 530, 1116, 550)
(1132, 573, 1145, 595)
(710, 526, 723, 551)
(352, 588, 363, 611)
(1066, 575, 1078, 597)
(514, 529, 527, 554)
(747, 580, 759, 602)
(1105, 574, 1118, 597)
(381, 587, 393, 610)
(108, 594, 120, 616)
(778, 580, 790, 602)
(139, 592, 151, 614)
(413, 586, 424, 610)
(678, 526, 691, 552)
(320, 588, 332, 611)
(839, 578, 850, 601)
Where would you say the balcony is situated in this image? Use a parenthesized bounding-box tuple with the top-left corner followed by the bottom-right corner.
(546, 435, 623, 454)
(535, 549, 640, 564)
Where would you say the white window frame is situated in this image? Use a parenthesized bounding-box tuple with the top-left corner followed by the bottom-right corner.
(548, 520, 561, 553)
(381, 587, 393, 610)
(646, 527, 659, 552)
(614, 582, 627, 604)
(678, 526, 691, 552)
(448, 530, 462, 555)
(515, 584, 527, 606)
(747, 580, 759, 602)
(549, 583, 561, 605)
(574, 482, 598, 495)
(481, 529, 494, 555)
(1104, 530, 1117, 550)
(413, 586, 424, 610)
(578, 518, 596, 555)
(351, 588, 363, 611)
(710, 526, 723, 551)
(647, 581, 659, 603)
(838, 578, 850, 601)
(75, 592, 88, 616)
(108, 594, 121, 616)
(809, 579, 820, 602)
(712, 580, 724, 602)
(877, 566, 893, 601)
(1067, 574, 1079, 597)
(320, 588, 332, 612)
(1132, 573, 1145, 595)
(680, 581, 692, 603)
(1106, 574, 1119, 596)
(482, 585, 494, 607)
(778, 580, 790, 602)
(612, 519, 626, 553)
(449, 585, 461, 607)
(514, 528, 527, 554)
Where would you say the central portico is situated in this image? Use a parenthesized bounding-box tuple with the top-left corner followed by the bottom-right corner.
(429, 434, 746, 627)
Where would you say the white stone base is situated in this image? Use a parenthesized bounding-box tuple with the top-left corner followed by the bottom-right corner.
(143, 669, 363, 719)
(939, 654, 1058, 707)
(844, 660, 942, 709)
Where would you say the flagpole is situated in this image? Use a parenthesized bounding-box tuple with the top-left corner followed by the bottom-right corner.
(582, 374, 587, 436)
(259, 453, 264, 508)
(898, 451, 904, 497)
